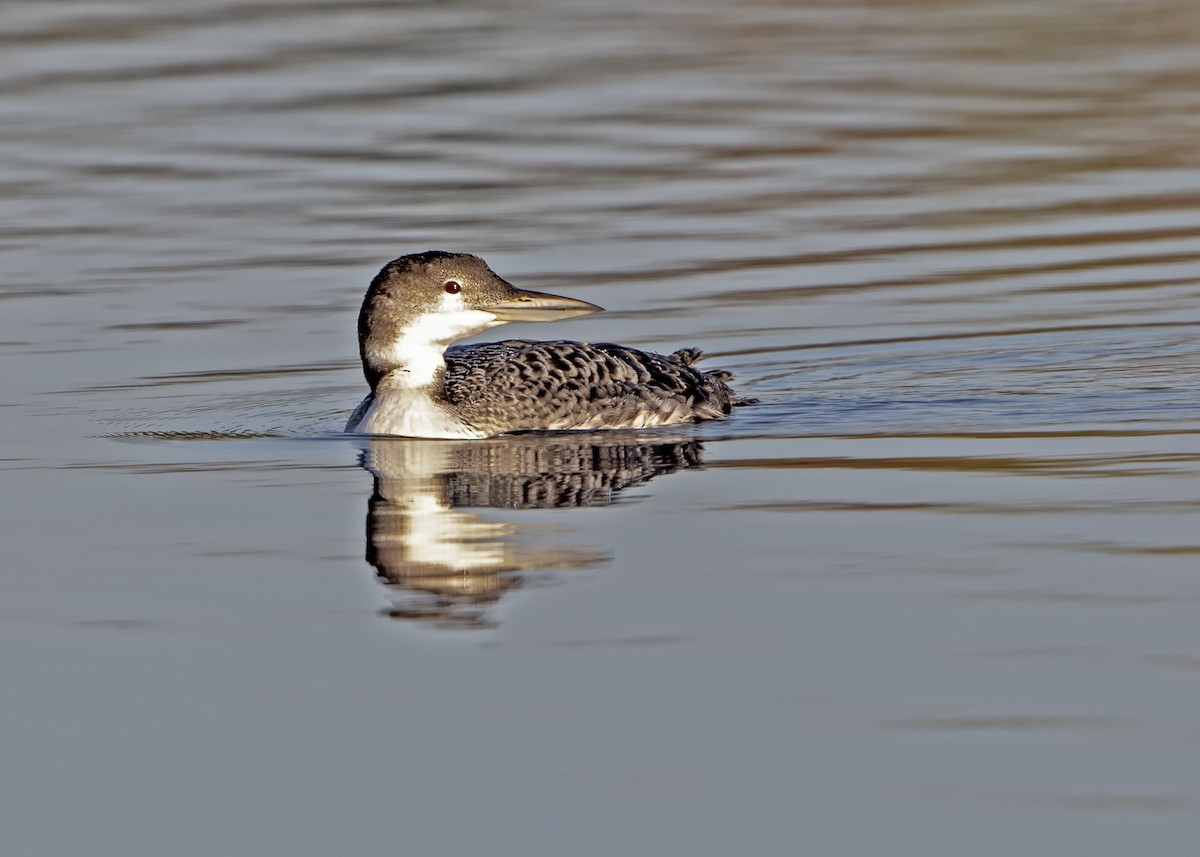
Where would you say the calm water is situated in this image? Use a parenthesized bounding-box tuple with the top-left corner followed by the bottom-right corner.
(4, 1, 1200, 854)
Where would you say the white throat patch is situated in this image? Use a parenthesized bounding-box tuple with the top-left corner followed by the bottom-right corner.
(385, 292, 501, 388)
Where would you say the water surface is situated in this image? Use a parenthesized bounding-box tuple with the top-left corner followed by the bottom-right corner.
(3, 1, 1200, 854)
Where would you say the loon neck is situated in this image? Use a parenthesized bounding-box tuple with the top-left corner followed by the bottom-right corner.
(373, 336, 450, 393)
(362, 307, 500, 392)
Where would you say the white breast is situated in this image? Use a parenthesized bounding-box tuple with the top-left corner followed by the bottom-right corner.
(349, 294, 504, 438)
(353, 387, 487, 439)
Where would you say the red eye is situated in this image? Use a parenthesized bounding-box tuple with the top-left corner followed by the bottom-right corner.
(443, 280, 462, 294)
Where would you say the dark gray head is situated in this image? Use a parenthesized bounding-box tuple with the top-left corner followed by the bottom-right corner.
(357, 251, 602, 388)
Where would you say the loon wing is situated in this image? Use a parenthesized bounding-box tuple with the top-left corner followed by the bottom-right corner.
(444, 339, 742, 432)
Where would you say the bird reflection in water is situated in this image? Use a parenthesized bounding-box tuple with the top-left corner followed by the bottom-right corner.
(360, 434, 703, 628)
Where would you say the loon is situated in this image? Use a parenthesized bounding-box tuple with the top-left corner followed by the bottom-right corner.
(345, 251, 751, 438)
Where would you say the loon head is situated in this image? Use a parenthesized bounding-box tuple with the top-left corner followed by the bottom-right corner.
(357, 251, 603, 389)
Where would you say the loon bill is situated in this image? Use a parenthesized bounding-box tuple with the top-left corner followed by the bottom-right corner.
(345, 251, 753, 439)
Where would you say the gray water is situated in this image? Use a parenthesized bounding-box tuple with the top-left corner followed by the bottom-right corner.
(4, 1, 1200, 854)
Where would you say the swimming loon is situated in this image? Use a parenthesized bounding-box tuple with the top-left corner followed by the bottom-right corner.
(345, 251, 751, 438)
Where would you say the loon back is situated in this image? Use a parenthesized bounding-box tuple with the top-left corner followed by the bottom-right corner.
(442, 339, 749, 434)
